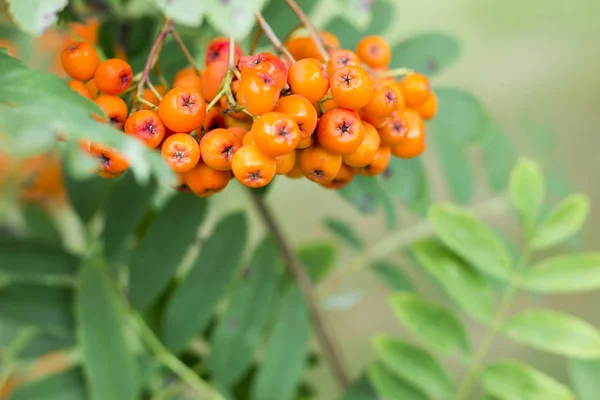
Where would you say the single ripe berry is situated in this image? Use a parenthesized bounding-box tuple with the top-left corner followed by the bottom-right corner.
(356, 146, 391, 176)
(158, 87, 207, 133)
(361, 85, 398, 119)
(297, 135, 313, 149)
(391, 110, 426, 158)
(242, 130, 255, 146)
(356, 35, 391, 69)
(252, 112, 301, 157)
(124, 110, 165, 148)
(273, 94, 318, 141)
(203, 107, 226, 131)
(83, 141, 129, 178)
(174, 67, 203, 82)
(61, 42, 100, 81)
(286, 152, 304, 179)
(94, 59, 133, 95)
(200, 128, 242, 171)
(94, 95, 128, 129)
(231, 144, 277, 188)
(184, 160, 230, 197)
(299, 146, 342, 184)
(342, 121, 381, 167)
(237, 69, 280, 116)
(305, 31, 340, 60)
(135, 84, 166, 110)
(378, 109, 410, 146)
(330, 66, 373, 109)
(398, 72, 431, 107)
(67, 81, 92, 99)
(288, 58, 330, 103)
(285, 36, 312, 60)
(275, 151, 296, 175)
(416, 91, 438, 120)
(205, 37, 243, 66)
(161, 133, 201, 173)
(326, 49, 360, 78)
(227, 127, 247, 141)
(201, 61, 228, 102)
(317, 108, 366, 155)
(320, 163, 354, 189)
(173, 72, 203, 92)
(238, 52, 288, 91)
(386, 81, 406, 110)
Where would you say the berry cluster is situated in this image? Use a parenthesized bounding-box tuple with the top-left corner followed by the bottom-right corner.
(59, 30, 437, 197)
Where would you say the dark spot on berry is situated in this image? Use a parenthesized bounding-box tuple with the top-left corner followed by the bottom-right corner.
(68, 43, 79, 52)
(99, 153, 111, 167)
(119, 72, 131, 87)
(174, 150, 186, 160)
(249, 171, 262, 181)
(340, 73, 353, 86)
(109, 116, 121, 126)
(338, 121, 352, 136)
(222, 145, 234, 160)
(313, 169, 324, 177)
(339, 56, 350, 66)
(181, 95, 196, 109)
(385, 90, 396, 105)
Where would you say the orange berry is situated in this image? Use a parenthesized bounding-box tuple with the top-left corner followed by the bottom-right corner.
(61, 41, 100, 81)
(231, 144, 277, 188)
(297, 135, 313, 149)
(342, 121, 381, 167)
(386, 81, 406, 110)
(124, 110, 165, 148)
(94, 95, 128, 129)
(237, 69, 280, 116)
(94, 59, 133, 95)
(285, 152, 304, 179)
(356, 146, 391, 176)
(252, 112, 301, 157)
(321, 163, 354, 189)
(361, 85, 398, 119)
(174, 67, 202, 82)
(200, 128, 242, 171)
(275, 151, 296, 175)
(238, 52, 288, 91)
(158, 87, 207, 133)
(315, 97, 339, 114)
(285, 36, 312, 60)
(224, 114, 252, 131)
(288, 58, 329, 103)
(299, 146, 342, 184)
(391, 110, 426, 158)
(242, 130, 255, 146)
(203, 106, 226, 131)
(67, 80, 92, 99)
(85, 79, 99, 98)
(398, 73, 431, 107)
(305, 31, 340, 60)
(173, 74, 203, 92)
(317, 108, 366, 154)
(330, 66, 373, 109)
(84, 142, 129, 178)
(356, 35, 391, 69)
(201, 61, 228, 102)
(205, 36, 242, 66)
(227, 127, 247, 141)
(185, 160, 230, 197)
(161, 133, 201, 173)
(273, 94, 318, 141)
(416, 91, 438, 120)
(326, 49, 360, 77)
(378, 109, 410, 146)
(135, 84, 166, 110)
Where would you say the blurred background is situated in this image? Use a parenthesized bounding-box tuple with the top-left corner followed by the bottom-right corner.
(1, 0, 599, 398)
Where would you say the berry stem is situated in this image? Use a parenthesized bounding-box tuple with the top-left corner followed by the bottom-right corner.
(147, 81, 164, 101)
(377, 67, 414, 77)
(282, 0, 328, 61)
(228, 33, 241, 80)
(255, 12, 295, 63)
(136, 96, 159, 110)
(172, 27, 200, 76)
(248, 190, 350, 390)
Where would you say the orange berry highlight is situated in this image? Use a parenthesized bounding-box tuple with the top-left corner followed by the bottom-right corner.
(161, 133, 201, 173)
(94, 59, 133, 95)
(330, 66, 373, 109)
(124, 110, 165, 148)
(288, 58, 330, 103)
(158, 87, 207, 133)
(94, 95, 128, 129)
(356, 35, 391, 69)
(61, 41, 100, 81)
(317, 108, 366, 155)
(252, 112, 301, 157)
(231, 144, 277, 188)
(299, 146, 342, 184)
(200, 128, 242, 171)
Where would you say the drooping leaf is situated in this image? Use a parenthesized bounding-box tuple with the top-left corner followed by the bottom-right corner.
(373, 335, 453, 399)
(391, 32, 460, 76)
(412, 239, 495, 322)
(324, 218, 365, 250)
(7, 0, 68, 36)
(339, 374, 378, 400)
(9, 367, 87, 400)
(77, 259, 140, 400)
(389, 293, 470, 356)
(297, 241, 337, 284)
(208, 236, 281, 388)
(325, 0, 394, 48)
(531, 194, 589, 250)
(569, 358, 600, 400)
(381, 157, 430, 216)
(129, 193, 208, 311)
(22, 204, 61, 243)
(480, 121, 517, 194)
(509, 158, 545, 233)
(523, 253, 600, 293)
(162, 212, 247, 351)
(480, 360, 574, 400)
(63, 170, 115, 224)
(251, 285, 310, 400)
(370, 260, 414, 292)
(153, 0, 205, 27)
(205, 0, 265, 40)
(429, 203, 513, 280)
(367, 361, 427, 400)
(503, 309, 600, 358)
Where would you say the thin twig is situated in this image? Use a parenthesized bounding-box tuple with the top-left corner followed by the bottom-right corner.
(228, 33, 241, 80)
(255, 13, 295, 63)
(147, 81, 163, 101)
(250, 26, 263, 55)
(171, 28, 200, 75)
(283, 0, 328, 61)
(248, 190, 350, 389)
(136, 97, 159, 110)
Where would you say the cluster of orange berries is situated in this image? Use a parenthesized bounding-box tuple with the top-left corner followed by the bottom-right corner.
(59, 31, 437, 197)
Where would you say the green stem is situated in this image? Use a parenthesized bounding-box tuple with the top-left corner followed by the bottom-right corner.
(0, 328, 37, 390)
(136, 97, 158, 110)
(377, 67, 413, 77)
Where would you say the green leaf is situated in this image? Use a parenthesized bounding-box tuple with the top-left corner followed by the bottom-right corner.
(258, 0, 318, 48)
(208, 236, 281, 388)
(509, 158, 545, 231)
(481, 122, 517, 194)
(367, 362, 427, 400)
(480, 360, 574, 400)
(251, 285, 310, 400)
(297, 242, 337, 284)
(429, 203, 512, 280)
(129, 193, 208, 311)
(102, 171, 157, 268)
(412, 239, 495, 322)
(9, 367, 86, 400)
(205, 0, 265, 40)
(381, 157, 430, 216)
(339, 374, 378, 400)
(569, 358, 600, 400)
(324, 218, 364, 250)
(531, 194, 589, 250)
(153, 0, 205, 27)
(430, 127, 473, 204)
(77, 259, 140, 400)
(389, 293, 470, 356)
(7, 0, 67, 36)
(430, 87, 488, 144)
(162, 212, 247, 351)
(391, 32, 460, 76)
(503, 309, 600, 358)
(0, 238, 77, 285)
(22, 204, 60, 243)
(370, 261, 414, 292)
(338, 175, 398, 228)
(373, 335, 453, 398)
(0, 285, 73, 332)
(523, 253, 600, 293)
(0, 317, 74, 359)
(63, 173, 115, 224)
